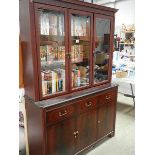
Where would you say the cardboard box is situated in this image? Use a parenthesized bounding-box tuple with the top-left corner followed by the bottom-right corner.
(116, 71, 128, 78)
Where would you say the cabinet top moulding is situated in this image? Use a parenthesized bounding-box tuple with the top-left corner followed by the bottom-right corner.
(32, 0, 118, 15)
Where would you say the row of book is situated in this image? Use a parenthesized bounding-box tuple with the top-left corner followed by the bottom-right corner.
(40, 44, 86, 64)
(40, 45, 65, 64)
(42, 69, 65, 95)
(71, 45, 84, 63)
(40, 12, 64, 36)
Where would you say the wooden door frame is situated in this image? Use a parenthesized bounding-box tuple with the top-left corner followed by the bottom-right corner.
(34, 3, 69, 100)
(68, 9, 94, 93)
(92, 13, 114, 87)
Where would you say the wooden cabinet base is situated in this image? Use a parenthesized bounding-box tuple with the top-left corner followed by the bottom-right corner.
(75, 131, 115, 155)
(25, 84, 118, 155)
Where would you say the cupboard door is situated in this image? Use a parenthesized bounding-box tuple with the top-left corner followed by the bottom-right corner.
(106, 101, 115, 132)
(47, 118, 75, 155)
(34, 4, 69, 99)
(97, 96, 115, 139)
(76, 109, 97, 152)
(93, 14, 113, 85)
(69, 10, 93, 90)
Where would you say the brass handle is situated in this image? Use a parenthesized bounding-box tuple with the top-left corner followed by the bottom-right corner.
(106, 96, 111, 100)
(85, 101, 92, 107)
(73, 131, 79, 138)
(59, 110, 67, 117)
(73, 132, 76, 138)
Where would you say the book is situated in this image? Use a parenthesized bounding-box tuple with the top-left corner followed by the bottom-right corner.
(58, 14, 64, 36)
(40, 46, 47, 63)
(40, 13, 49, 35)
(46, 45, 54, 64)
(49, 13, 57, 35)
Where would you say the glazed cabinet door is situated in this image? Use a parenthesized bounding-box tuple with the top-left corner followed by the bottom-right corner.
(34, 4, 69, 99)
(69, 9, 93, 91)
(75, 109, 97, 152)
(46, 118, 75, 155)
(97, 95, 115, 139)
(93, 14, 114, 85)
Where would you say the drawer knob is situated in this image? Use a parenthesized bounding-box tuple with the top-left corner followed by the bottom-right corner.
(59, 110, 67, 117)
(98, 120, 101, 124)
(106, 96, 111, 100)
(85, 101, 92, 107)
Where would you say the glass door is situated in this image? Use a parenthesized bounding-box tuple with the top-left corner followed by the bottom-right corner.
(35, 4, 68, 98)
(93, 14, 113, 85)
(69, 10, 93, 91)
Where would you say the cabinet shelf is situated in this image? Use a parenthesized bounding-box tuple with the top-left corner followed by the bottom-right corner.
(119, 42, 134, 45)
(72, 36, 90, 42)
(41, 62, 65, 70)
(121, 30, 135, 33)
(40, 35, 65, 45)
(40, 41, 65, 46)
(72, 58, 88, 64)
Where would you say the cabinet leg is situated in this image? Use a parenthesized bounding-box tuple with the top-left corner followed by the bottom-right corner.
(108, 132, 115, 138)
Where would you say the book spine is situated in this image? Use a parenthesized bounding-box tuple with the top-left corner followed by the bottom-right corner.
(52, 71, 56, 93)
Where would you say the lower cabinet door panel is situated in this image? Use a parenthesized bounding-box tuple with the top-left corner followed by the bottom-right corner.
(97, 104, 108, 138)
(97, 100, 115, 139)
(76, 109, 97, 152)
(47, 118, 75, 155)
(106, 101, 115, 132)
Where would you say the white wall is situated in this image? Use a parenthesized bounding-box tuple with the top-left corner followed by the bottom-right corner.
(94, 0, 135, 34)
(115, 0, 135, 27)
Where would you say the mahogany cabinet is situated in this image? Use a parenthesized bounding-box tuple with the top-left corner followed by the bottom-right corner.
(26, 85, 118, 155)
(20, 0, 118, 154)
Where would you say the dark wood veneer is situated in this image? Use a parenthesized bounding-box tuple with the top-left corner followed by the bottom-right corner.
(25, 85, 118, 155)
(20, 0, 40, 101)
(25, 98, 45, 155)
(47, 118, 75, 155)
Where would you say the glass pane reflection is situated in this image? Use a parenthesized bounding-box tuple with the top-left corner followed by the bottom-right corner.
(94, 18, 111, 83)
(71, 14, 91, 89)
(39, 9, 66, 96)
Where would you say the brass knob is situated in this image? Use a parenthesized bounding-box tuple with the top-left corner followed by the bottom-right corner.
(98, 120, 101, 124)
(106, 96, 111, 100)
(59, 110, 67, 117)
(85, 101, 92, 107)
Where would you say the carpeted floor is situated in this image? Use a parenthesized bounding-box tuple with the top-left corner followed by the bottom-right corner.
(19, 127, 26, 155)
(19, 101, 135, 155)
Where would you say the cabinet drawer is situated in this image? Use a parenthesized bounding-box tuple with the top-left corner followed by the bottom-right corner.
(76, 97, 97, 114)
(99, 90, 116, 106)
(46, 105, 74, 124)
